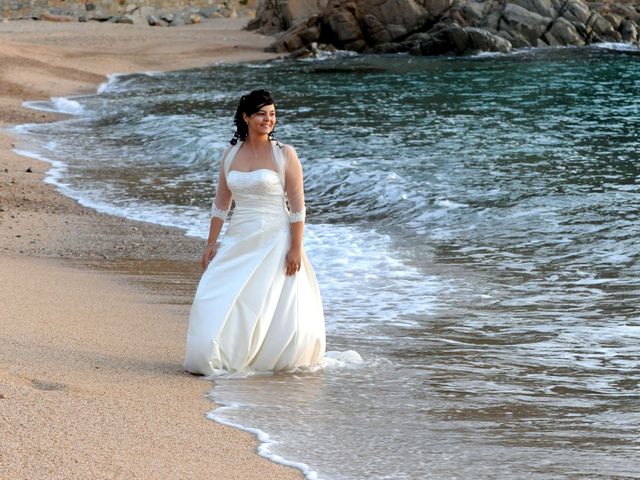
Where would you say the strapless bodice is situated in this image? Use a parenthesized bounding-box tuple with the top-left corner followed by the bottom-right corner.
(225, 169, 288, 235)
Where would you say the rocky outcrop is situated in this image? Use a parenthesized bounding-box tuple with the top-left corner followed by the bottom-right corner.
(258, 0, 640, 56)
(0, 1, 254, 24)
(247, 0, 329, 33)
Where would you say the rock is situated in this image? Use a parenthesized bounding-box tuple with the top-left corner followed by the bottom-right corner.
(422, 0, 456, 19)
(314, 0, 448, 49)
(262, 0, 640, 56)
(361, 0, 431, 44)
(499, 3, 552, 46)
(560, 0, 590, 25)
(288, 45, 317, 58)
(322, 2, 363, 47)
(269, 16, 323, 52)
(117, 6, 157, 26)
(124, 5, 156, 26)
(139, 6, 157, 18)
(288, 0, 329, 23)
(404, 31, 446, 55)
(284, 35, 306, 51)
(199, 6, 221, 18)
(148, 14, 168, 26)
(466, 26, 512, 52)
(545, 16, 584, 45)
(511, 0, 557, 19)
(620, 19, 638, 42)
(495, 29, 532, 49)
(116, 15, 134, 24)
(483, 9, 503, 32)
(40, 11, 76, 22)
(89, 10, 112, 22)
(605, 3, 640, 23)
(369, 41, 406, 53)
(603, 13, 622, 31)
(169, 16, 186, 27)
(588, 12, 617, 39)
(408, 24, 511, 55)
(461, 1, 486, 25)
(249, 0, 329, 34)
(189, 13, 202, 24)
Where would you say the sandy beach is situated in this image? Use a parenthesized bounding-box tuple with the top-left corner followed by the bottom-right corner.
(0, 18, 303, 479)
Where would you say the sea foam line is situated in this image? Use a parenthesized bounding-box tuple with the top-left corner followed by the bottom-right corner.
(205, 351, 365, 480)
(207, 403, 320, 480)
(22, 97, 86, 115)
(11, 144, 211, 238)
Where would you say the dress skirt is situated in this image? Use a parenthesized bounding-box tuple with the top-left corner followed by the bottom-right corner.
(184, 169, 326, 376)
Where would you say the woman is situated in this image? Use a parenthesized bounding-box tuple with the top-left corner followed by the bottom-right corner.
(184, 89, 326, 376)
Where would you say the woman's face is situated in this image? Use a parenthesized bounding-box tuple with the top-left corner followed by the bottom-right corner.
(244, 104, 276, 137)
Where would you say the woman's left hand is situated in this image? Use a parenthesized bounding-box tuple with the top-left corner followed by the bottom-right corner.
(285, 247, 302, 276)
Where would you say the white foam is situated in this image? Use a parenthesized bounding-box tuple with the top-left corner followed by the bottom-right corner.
(198, 350, 364, 380)
(97, 71, 166, 94)
(303, 224, 441, 333)
(299, 48, 360, 62)
(22, 97, 86, 115)
(591, 42, 640, 53)
(13, 148, 68, 187)
(435, 198, 468, 209)
(207, 405, 320, 480)
(13, 146, 210, 238)
(323, 350, 364, 368)
(10, 123, 40, 135)
(51, 97, 86, 115)
(97, 73, 124, 94)
(470, 50, 508, 59)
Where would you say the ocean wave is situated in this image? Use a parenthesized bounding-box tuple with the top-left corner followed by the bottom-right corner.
(590, 41, 640, 53)
(22, 96, 87, 115)
(96, 73, 124, 94)
(206, 403, 320, 480)
(12, 54, 640, 480)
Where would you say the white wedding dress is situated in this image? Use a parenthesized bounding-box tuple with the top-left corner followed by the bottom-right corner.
(184, 140, 326, 376)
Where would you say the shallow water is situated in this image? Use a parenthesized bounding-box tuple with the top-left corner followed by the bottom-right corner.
(15, 46, 640, 479)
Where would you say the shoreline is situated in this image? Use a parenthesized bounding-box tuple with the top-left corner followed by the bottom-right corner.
(0, 19, 303, 479)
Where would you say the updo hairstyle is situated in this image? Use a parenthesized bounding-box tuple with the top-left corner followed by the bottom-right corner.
(230, 89, 276, 145)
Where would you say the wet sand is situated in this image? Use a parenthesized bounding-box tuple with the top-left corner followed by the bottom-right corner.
(0, 18, 302, 479)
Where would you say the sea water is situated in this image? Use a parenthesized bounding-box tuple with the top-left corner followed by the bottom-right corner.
(14, 46, 640, 479)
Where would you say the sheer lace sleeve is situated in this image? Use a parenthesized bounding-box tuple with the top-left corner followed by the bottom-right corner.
(284, 145, 306, 224)
(210, 148, 232, 220)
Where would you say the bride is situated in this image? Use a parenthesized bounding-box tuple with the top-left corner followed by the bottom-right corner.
(184, 89, 326, 376)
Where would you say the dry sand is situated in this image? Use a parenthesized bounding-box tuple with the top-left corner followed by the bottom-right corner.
(0, 18, 303, 480)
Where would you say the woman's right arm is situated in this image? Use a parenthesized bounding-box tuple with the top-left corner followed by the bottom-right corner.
(201, 155, 232, 269)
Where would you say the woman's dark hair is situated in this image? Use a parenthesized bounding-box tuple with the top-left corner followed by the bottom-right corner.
(230, 89, 276, 145)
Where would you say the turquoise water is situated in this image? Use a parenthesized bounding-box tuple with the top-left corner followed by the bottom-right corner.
(16, 46, 640, 479)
